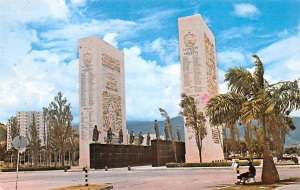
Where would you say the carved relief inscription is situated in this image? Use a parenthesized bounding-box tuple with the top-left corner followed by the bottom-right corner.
(102, 53, 120, 71)
(204, 34, 218, 97)
(102, 91, 122, 132)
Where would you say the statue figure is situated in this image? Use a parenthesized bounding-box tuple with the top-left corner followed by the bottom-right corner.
(159, 108, 174, 140)
(177, 126, 181, 142)
(92, 125, 99, 143)
(146, 133, 151, 146)
(129, 131, 135, 144)
(153, 119, 160, 139)
(118, 129, 123, 144)
(107, 127, 113, 143)
(164, 122, 170, 141)
(138, 131, 144, 145)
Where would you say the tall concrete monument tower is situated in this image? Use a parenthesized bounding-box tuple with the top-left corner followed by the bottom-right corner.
(178, 14, 224, 162)
(78, 36, 126, 167)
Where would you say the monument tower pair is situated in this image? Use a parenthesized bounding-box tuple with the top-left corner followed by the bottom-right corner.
(79, 14, 224, 167)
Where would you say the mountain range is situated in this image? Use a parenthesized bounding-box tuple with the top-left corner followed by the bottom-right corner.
(73, 117, 300, 146)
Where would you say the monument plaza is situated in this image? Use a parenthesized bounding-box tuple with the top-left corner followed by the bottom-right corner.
(77, 14, 225, 169)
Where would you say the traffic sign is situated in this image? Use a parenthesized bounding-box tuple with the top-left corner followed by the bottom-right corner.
(12, 136, 27, 150)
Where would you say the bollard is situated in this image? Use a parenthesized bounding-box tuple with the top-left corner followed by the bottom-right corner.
(64, 166, 68, 172)
(236, 161, 240, 184)
(105, 166, 108, 171)
(128, 165, 131, 171)
(84, 168, 88, 186)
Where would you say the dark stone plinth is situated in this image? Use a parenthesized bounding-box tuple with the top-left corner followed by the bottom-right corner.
(90, 140, 185, 169)
(90, 144, 152, 169)
(151, 140, 185, 167)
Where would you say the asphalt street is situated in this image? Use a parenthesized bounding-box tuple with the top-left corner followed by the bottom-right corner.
(0, 166, 299, 190)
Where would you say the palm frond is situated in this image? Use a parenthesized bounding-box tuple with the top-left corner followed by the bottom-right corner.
(252, 54, 265, 89)
(225, 66, 256, 97)
(206, 92, 245, 126)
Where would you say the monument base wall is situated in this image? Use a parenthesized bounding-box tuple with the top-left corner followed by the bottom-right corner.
(151, 140, 185, 167)
(90, 140, 185, 169)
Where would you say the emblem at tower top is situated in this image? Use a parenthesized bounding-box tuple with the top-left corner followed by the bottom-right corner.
(183, 32, 196, 48)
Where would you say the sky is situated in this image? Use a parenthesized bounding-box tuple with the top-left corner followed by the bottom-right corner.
(0, 0, 300, 124)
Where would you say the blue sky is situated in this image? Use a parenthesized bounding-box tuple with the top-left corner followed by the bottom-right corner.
(0, 0, 300, 124)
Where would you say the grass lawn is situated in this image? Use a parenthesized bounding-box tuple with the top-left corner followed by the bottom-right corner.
(214, 178, 300, 190)
(51, 184, 112, 190)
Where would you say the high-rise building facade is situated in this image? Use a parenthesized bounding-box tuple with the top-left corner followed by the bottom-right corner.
(178, 14, 224, 162)
(7, 111, 48, 150)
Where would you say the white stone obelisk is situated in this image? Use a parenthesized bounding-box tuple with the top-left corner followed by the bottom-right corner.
(78, 36, 126, 167)
(178, 14, 224, 162)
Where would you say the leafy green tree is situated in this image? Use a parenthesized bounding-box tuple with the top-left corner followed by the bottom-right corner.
(44, 92, 73, 167)
(7, 116, 19, 166)
(180, 93, 207, 163)
(27, 113, 41, 167)
(206, 55, 300, 184)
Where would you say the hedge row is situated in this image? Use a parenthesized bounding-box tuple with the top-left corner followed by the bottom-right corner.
(1, 166, 71, 172)
(165, 161, 261, 168)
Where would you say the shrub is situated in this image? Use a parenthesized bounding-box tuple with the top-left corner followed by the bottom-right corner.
(165, 161, 260, 168)
(1, 166, 71, 172)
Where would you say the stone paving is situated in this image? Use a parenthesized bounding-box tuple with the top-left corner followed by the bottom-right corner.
(0, 166, 299, 190)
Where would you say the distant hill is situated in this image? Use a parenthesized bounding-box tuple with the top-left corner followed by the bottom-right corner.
(72, 116, 300, 145)
(126, 116, 185, 139)
(285, 117, 300, 145)
(235, 117, 300, 146)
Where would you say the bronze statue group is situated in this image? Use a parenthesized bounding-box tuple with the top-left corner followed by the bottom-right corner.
(92, 120, 182, 145)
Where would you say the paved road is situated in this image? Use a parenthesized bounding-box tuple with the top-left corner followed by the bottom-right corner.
(0, 166, 299, 190)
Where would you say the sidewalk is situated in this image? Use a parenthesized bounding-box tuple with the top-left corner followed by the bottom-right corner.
(276, 184, 300, 190)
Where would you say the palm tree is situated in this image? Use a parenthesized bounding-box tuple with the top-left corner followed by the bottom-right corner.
(206, 54, 300, 184)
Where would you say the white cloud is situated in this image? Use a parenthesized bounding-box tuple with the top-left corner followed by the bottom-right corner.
(217, 50, 247, 69)
(277, 29, 289, 38)
(124, 46, 180, 120)
(233, 3, 260, 18)
(220, 26, 254, 40)
(103, 33, 118, 48)
(71, 0, 87, 7)
(144, 38, 179, 65)
(0, 0, 69, 23)
(255, 21, 300, 117)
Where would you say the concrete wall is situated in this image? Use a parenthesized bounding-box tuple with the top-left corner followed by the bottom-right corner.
(90, 140, 185, 169)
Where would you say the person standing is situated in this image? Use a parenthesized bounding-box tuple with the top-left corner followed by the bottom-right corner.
(153, 120, 160, 139)
(146, 133, 151, 145)
(177, 126, 181, 142)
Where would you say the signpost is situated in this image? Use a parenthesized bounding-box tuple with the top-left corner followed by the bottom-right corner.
(12, 136, 27, 190)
